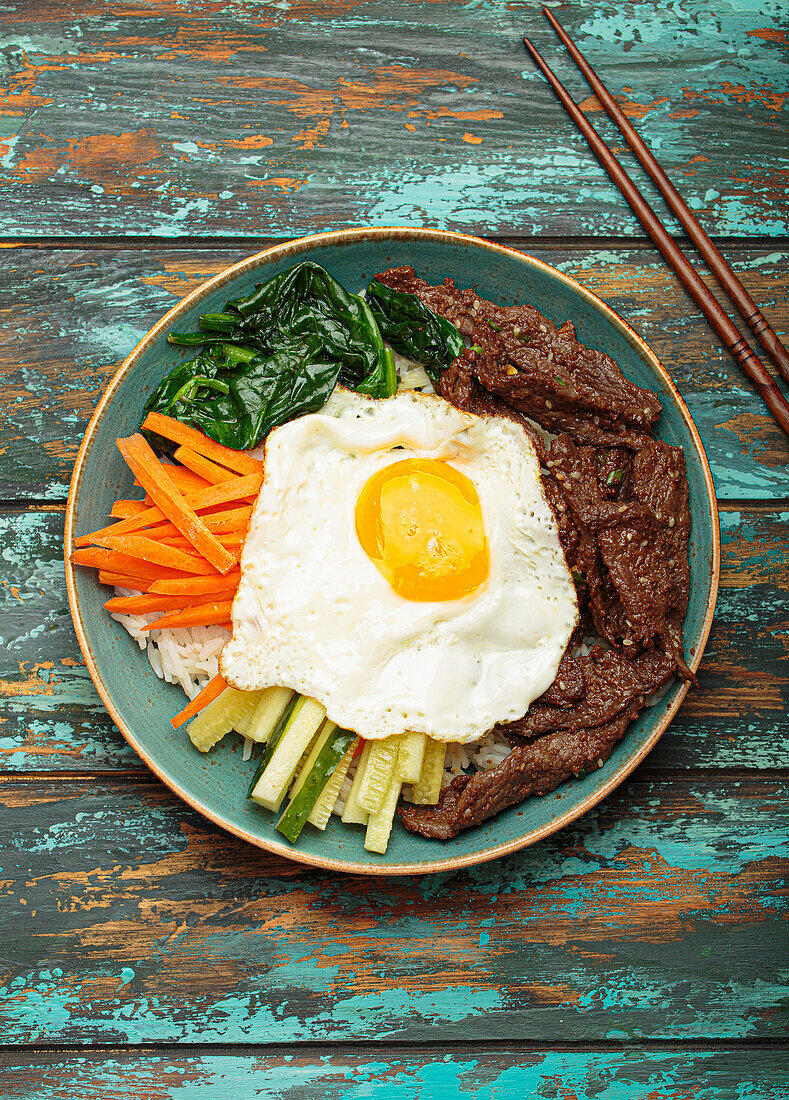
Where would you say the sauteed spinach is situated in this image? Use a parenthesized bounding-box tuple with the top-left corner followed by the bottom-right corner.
(365, 276, 464, 383)
(145, 262, 397, 452)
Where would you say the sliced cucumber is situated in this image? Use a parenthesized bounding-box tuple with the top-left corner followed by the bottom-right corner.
(239, 686, 295, 742)
(396, 731, 426, 784)
(248, 696, 327, 812)
(276, 725, 356, 843)
(246, 693, 300, 797)
(187, 687, 261, 753)
(411, 736, 447, 805)
(341, 740, 372, 826)
(357, 735, 399, 814)
(308, 738, 358, 831)
(364, 768, 403, 855)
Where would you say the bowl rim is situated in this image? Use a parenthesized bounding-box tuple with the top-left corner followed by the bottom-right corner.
(65, 226, 721, 876)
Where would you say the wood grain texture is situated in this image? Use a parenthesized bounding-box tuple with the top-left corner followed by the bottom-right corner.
(1, 505, 786, 773)
(2, 1047, 788, 1099)
(1, 774, 787, 1044)
(1, 245, 787, 503)
(0, 1, 787, 238)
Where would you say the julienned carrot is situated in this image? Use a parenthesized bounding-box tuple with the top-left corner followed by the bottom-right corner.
(111, 500, 149, 519)
(116, 434, 236, 575)
(170, 673, 227, 729)
(112, 506, 252, 545)
(142, 599, 235, 632)
(71, 547, 193, 580)
(98, 571, 153, 591)
(96, 534, 221, 576)
(142, 411, 263, 476)
(158, 533, 244, 550)
(104, 592, 220, 615)
(135, 464, 209, 494)
(174, 445, 237, 486)
(76, 473, 262, 546)
(149, 572, 241, 596)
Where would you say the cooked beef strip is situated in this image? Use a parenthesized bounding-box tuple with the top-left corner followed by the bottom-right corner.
(376, 266, 661, 447)
(501, 647, 675, 739)
(400, 702, 642, 840)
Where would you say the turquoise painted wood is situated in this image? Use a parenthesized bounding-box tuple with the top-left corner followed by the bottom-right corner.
(2, 505, 786, 773)
(1, 775, 787, 1043)
(2, 1049, 788, 1099)
(1, 246, 787, 503)
(0, 1, 787, 239)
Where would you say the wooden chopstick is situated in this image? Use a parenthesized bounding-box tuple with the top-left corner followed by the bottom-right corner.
(522, 36, 789, 438)
(543, 6, 789, 387)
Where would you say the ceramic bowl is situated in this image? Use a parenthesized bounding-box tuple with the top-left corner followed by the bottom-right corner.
(65, 228, 720, 875)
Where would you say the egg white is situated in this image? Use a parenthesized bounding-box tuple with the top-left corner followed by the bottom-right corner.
(220, 388, 578, 744)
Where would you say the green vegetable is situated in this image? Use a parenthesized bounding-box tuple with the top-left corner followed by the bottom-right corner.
(147, 261, 396, 452)
(238, 686, 295, 743)
(488, 319, 501, 332)
(410, 737, 447, 805)
(187, 687, 262, 753)
(357, 735, 400, 815)
(341, 740, 373, 825)
(364, 769, 403, 855)
(308, 737, 359, 830)
(606, 468, 624, 487)
(365, 276, 465, 382)
(248, 696, 327, 812)
(246, 693, 300, 795)
(276, 724, 356, 843)
(396, 731, 427, 785)
(555, 375, 569, 387)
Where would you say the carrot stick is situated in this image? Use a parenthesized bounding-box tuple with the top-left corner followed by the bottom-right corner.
(174, 445, 238, 485)
(116, 434, 236, 575)
(76, 473, 263, 546)
(157, 532, 245, 550)
(104, 592, 219, 614)
(111, 507, 252, 545)
(142, 599, 235, 632)
(135, 465, 209, 494)
(95, 534, 222, 575)
(170, 673, 227, 729)
(110, 500, 149, 519)
(149, 572, 241, 596)
(71, 547, 193, 580)
(98, 571, 153, 591)
(142, 411, 263, 476)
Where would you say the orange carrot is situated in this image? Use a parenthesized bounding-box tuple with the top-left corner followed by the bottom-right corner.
(174, 445, 237, 485)
(170, 673, 227, 729)
(135, 465, 209, 494)
(157, 532, 244, 550)
(113, 507, 252, 545)
(116, 434, 236, 574)
(98, 571, 154, 591)
(142, 411, 263, 476)
(110, 500, 149, 519)
(103, 592, 219, 615)
(71, 547, 193, 580)
(76, 473, 262, 546)
(95, 534, 221, 575)
(149, 572, 241, 596)
(142, 599, 235, 632)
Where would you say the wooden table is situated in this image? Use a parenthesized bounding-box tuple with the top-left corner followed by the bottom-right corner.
(1, 2, 787, 1096)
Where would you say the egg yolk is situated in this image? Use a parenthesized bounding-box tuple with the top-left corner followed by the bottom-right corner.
(355, 458, 490, 602)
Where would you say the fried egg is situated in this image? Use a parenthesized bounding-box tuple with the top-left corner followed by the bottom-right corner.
(220, 388, 578, 744)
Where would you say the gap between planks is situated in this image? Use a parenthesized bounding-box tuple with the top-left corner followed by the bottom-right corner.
(2, 235, 788, 253)
(3, 499, 787, 513)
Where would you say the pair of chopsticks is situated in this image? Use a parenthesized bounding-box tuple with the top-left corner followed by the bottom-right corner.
(524, 10, 789, 437)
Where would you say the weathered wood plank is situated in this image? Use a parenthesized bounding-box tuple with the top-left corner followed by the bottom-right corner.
(2, 1047, 788, 1099)
(1, 246, 787, 502)
(0, 1, 786, 238)
(0, 774, 786, 1043)
(2, 504, 786, 773)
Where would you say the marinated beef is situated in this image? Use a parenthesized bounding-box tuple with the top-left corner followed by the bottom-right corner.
(376, 265, 694, 840)
(400, 702, 642, 840)
(376, 266, 662, 446)
(501, 648, 675, 739)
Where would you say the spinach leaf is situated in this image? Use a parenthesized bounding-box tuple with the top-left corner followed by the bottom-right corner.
(147, 261, 396, 451)
(365, 276, 465, 382)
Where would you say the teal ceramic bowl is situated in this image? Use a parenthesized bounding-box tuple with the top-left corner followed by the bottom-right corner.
(65, 228, 719, 875)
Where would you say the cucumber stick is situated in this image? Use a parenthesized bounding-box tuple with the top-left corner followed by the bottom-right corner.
(308, 738, 358, 830)
(357, 735, 399, 814)
(396, 731, 426, 784)
(411, 736, 447, 805)
(276, 725, 356, 843)
(364, 768, 403, 855)
(248, 697, 326, 812)
(341, 740, 372, 825)
(238, 686, 295, 742)
(187, 687, 262, 752)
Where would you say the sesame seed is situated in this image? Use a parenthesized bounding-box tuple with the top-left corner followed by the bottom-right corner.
(545, 400, 553, 409)
(593, 416, 600, 425)
(618, 504, 627, 513)
(507, 365, 517, 375)
(626, 532, 633, 542)
(623, 638, 632, 646)
(513, 326, 521, 337)
(547, 351, 554, 362)
(668, 517, 675, 528)
(539, 324, 547, 333)
(644, 407, 651, 417)
(597, 758, 604, 769)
